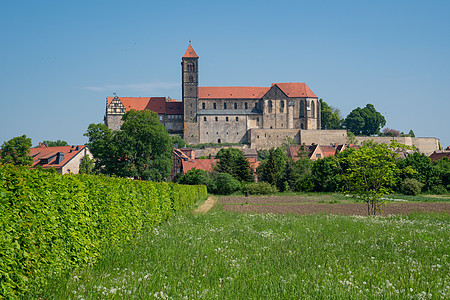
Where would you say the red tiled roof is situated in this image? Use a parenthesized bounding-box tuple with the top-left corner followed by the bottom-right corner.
(183, 45, 198, 58)
(199, 86, 270, 99)
(166, 102, 183, 114)
(182, 159, 217, 173)
(29, 145, 86, 169)
(273, 83, 318, 98)
(107, 97, 152, 112)
(320, 145, 338, 157)
(145, 97, 167, 114)
(429, 151, 450, 162)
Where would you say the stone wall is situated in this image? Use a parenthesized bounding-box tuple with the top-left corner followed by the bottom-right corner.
(299, 130, 347, 145)
(249, 129, 301, 149)
(355, 136, 441, 155)
(199, 114, 249, 144)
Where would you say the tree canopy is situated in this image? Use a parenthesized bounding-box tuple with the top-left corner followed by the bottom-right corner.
(319, 99, 342, 130)
(215, 148, 254, 182)
(1, 135, 33, 166)
(84, 109, 173, 181)
(39, 140, 69, 147)
(343, 104, 386, 136)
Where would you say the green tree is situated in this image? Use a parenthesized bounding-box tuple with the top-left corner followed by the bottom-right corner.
(171, 135, 186, 148)
(257, 148, 286, 186)
(215, 148, 254, 182)
(344, 141, 400, 215)
(319, 99, 342, 129)
(433, 157, 450, 191)
(343, 104, 386, 136)
(1, 135, 33, 166)
(213, 172, 241, 195)
(84, 110, 173, 181)
(397, 152, 441, 192)
(39, 140, 69, 147)
(79, 155, 95, 175)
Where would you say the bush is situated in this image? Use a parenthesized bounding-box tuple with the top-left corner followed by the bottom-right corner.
(213, 172, 241, 195)
(400, 178, 424, 195)
(0, 164, 207, 298)
(244, 182, 278, 195)
(431, 185, 448, 195)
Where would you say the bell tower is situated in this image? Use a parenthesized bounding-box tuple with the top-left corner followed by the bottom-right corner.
(182, 44, 199, 122)
(182, 44, 200, 144)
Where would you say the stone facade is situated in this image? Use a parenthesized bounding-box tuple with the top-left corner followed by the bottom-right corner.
(355, 136, 440, 156)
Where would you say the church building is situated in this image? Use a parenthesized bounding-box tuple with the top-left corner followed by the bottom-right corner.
(105, 45, 325, 147)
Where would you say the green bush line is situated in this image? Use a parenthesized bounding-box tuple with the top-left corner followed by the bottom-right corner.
(0, 164, 206, 299)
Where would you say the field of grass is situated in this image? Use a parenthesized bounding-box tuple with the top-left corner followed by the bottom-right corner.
(37, 200, 449, 299)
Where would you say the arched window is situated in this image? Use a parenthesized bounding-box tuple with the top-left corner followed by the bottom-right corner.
(187, 63, 194, 72)
(234, 103, 237, 109)
(202, 102, 205, 109)
(213, 103, 216, 109)
(311, 101, 315, 118)
(268, 100, 273, 113)
(224, 103, 227, 109)
(300, 100, 304, 117)
(280, 100, 285, 113)
(245, 102, 248, 109)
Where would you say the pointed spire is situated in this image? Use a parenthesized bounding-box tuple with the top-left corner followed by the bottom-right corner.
(183, 44, 198, 58)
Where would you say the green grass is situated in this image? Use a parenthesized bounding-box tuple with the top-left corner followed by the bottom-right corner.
(36, 207, 449, 299)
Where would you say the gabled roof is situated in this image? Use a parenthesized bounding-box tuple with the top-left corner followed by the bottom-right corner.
(199, 86, 270, 99)
(107, 97, 179, 114)
(166, 101, 183, 114)
(107, 97, 152, 112)
(320, 145, 338, 157)
(29, 145, 87, 170)
(182, 159, 217, 173)
(145, 97, 167, 114)
(183, 45, 199, 58)
(272, 83, 318, 98)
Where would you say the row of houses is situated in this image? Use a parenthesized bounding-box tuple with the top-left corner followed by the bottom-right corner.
(26, 143, 450, 176)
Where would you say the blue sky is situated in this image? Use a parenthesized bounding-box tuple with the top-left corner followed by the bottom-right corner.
(1, 0, 449, 148)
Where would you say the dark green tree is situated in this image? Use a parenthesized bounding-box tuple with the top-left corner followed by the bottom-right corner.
(39, 140, 69, 147)
(171, 135, 186, 148)
(79, 155, 95, 175)
(213, 172, 241, 195)
(1, 135, 33, 166)
(257, 147, 286, 186)
(397, 152, 441, 192)
(84, 110, 173, 181)
(433, 157, 450, 191)
(215, 148, 254, 182)
(311, 155, 343, 192)
(319, 99, 342, 129)
(343, 104, 386, 136)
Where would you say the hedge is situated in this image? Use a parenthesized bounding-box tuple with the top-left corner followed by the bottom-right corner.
(0, 164, 207, 298)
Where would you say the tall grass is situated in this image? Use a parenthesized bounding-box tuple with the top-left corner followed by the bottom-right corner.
(38, 211, 449, 299)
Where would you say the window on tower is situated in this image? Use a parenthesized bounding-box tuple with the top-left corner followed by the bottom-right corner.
(213, 103, 216, 109)
(234, 103, 237, 109)
(202, 102, 205, 109)
(224, 103, 227, 109)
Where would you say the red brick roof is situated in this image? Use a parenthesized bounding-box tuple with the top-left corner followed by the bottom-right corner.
(199, 86, 270, 99)
(183, 45, 198, 58)
(182, 159, 217, 173)
(29, 145, 87, 170)
(145, 97, 167, 114)
(107, 97, 152, 112)
(429, 151, 450, 162)
(320, 145, 338, 157)
(273, 83, 318, 98)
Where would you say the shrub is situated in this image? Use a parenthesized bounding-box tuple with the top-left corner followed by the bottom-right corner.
(244, 182, 278, 195)
(431, 185, 447, 195)
(0, 164, 206, 298)
(400, 178, 424, 195)
(213, 172, 241, 195)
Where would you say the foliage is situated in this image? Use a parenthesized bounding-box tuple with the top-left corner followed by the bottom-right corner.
(243, 182, 278, 195)
(291, 156, 313, 192)
(78, 155, 95, 175)
(430, 185, 447, 195)
(257, 148, 287, 186)
(0, 134, 33, 166)
(346, 131, 358, 145)
(215, 148, 254, 182)
(213, 172, 241, 195)
(343, 104, 386, 136)
(400, 178, 424, 196)
(39, 140, 69, 147)
(171, 135, 186, 148)
(0, 164, 207, 298)
(381, 127, 401, 137)
(432, 157, 450, 191)
(177, 168, 216, 193)
(311, 155, 345, 192)
(408, 129, 416, 137)
(85, 110, 173, 181)
(343, 141, 400, 215)
(397, 152, 441, 191)
(319, 99, 342, 129)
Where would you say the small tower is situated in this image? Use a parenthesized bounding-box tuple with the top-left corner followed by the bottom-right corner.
(182, 44, 199, 122)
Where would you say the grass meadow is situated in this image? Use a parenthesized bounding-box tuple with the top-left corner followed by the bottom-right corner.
(37, 199, 449, 299)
